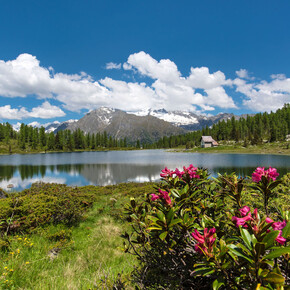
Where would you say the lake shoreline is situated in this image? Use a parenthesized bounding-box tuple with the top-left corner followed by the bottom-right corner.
(0, 143, 289, 156)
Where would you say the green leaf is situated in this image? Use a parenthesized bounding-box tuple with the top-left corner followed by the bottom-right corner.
(240, 228, 253, 250)
(268, 180, 282, 190)
(227, 244, 254, 264)
(147, 226, 162, 231)
(262, 272, 285, 284)
(159, 231, 168, 241)
(166, 209, 174, 224)
(168, 218, 182, 228)
(171, 189, 180, 198)
(282, 220, 290, 239)
(255, 242, 265, 257)
(156, 211, 165, 222)
(192, 267, 215, 276)
(212, 277, 225, 290)
(262, 230, 279, 249)
(262, 246, 290, 260)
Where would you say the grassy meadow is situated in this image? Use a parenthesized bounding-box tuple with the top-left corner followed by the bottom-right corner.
(0, 182, 155, 289)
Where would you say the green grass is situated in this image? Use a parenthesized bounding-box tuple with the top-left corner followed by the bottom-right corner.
(0, 182, 156, 289)
(168, 141, 290, 155)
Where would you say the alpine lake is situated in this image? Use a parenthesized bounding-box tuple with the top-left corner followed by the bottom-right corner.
(0, 150, 289, 191)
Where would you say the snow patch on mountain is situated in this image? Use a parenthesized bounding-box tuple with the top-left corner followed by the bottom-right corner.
(129, 108, 199, 126)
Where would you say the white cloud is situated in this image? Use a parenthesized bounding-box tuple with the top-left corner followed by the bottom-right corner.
(124, 51, 236, 111)
(234, 77, 290, 112)
(0, 52, 288, 117)
(235, 69, 255, 80)
(0, 101, 65, 120)
(106, 62, 121, 70)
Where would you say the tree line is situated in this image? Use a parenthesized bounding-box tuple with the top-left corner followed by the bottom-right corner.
(0, 104, 289, 152)
(147, 104, 290, 149)
(0, 124, 132, 152)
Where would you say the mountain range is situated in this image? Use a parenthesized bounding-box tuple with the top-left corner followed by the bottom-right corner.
(12, 107, 252, 143)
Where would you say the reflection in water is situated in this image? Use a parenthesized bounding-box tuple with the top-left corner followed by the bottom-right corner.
(0, 150, 289, 191)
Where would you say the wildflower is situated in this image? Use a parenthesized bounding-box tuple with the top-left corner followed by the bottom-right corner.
(183, 164, 200, 179)
(150, 193, 160, 201)
(150, 189, 172, 206)
(265, 217, 287, 245)
(276, 232, 287, 245)
(25, 262, 29, 265)
(174, 168, 184, 178)
(160, 167, 174, 178)
(252, 167, 279, 183)
(191, 228, 216, 256)
(239, 206, 251, 216)
(232, 212, 252, 228)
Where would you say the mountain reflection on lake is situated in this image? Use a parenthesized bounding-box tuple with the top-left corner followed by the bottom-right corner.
(0, 150, 289, 191)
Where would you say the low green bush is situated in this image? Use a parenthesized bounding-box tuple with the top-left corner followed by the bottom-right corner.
(0, 183, 97, 235)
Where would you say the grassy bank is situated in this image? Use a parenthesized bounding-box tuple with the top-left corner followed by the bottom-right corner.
(168, 141, 290, 155)
(0, 182, 156, 289)
(0, 140, 140, 155)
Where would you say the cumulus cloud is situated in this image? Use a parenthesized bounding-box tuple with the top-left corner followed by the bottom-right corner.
(105, 62, 122, 70)
(0, 101, 65, 120)
(234, 77, 290, 112)
(124, 51, 236, 111)
(0, 52, 289, 119)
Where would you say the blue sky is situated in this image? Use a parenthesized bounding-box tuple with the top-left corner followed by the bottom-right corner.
(0, 0, 290, 126)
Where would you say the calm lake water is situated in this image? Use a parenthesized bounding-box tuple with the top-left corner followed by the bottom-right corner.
(0, 150, 289, 191)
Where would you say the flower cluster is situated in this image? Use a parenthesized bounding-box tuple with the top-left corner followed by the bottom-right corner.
(265, 218, 287, 245)
(151, 189, 172, 206)
(160, 164, 200, 180)
(191, 228, 216, 256)
(232, 206, 287, 245)
(252, 167, 279, 183)
(232, 206, 253, 228)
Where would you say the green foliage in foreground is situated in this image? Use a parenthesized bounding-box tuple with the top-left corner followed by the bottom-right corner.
(123, 169, 290, 289)
(0, 182, 155, 289)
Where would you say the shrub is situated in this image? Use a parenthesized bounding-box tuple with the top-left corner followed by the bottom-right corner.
(122, 166, 290, 289)
(0, 183, 97, 235)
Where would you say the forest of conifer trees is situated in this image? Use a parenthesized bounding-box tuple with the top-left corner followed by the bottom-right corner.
(148, 104, 290, 149)
(0, 123, 131, 153)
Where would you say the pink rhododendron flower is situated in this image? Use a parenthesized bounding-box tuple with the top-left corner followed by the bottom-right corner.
(252, 167, 265, 183)
(276, 232, 287, 245)
(239, 206, 251, 217)
(174, 168, 184, 178)
(191, 228, 216, 256)
(232, 212, 252, 228)
(266, 218, 287, 231)
(183, 164, 200, 179)
(265, 217, 287, 245)
(267, 167, 279, 181)
(150, 189, 172, 206)
(150, 194, 160, 201)
(252, 167, 279, 183)
(160, 167, 174, 178)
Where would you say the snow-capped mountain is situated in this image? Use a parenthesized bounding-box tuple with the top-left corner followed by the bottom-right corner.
(64, 107, 184, 143)
(131, 108, 199, 126)
(46, 119, 77, 133)
(12, 120, 77, 133)
(129, 108, 236, 131)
